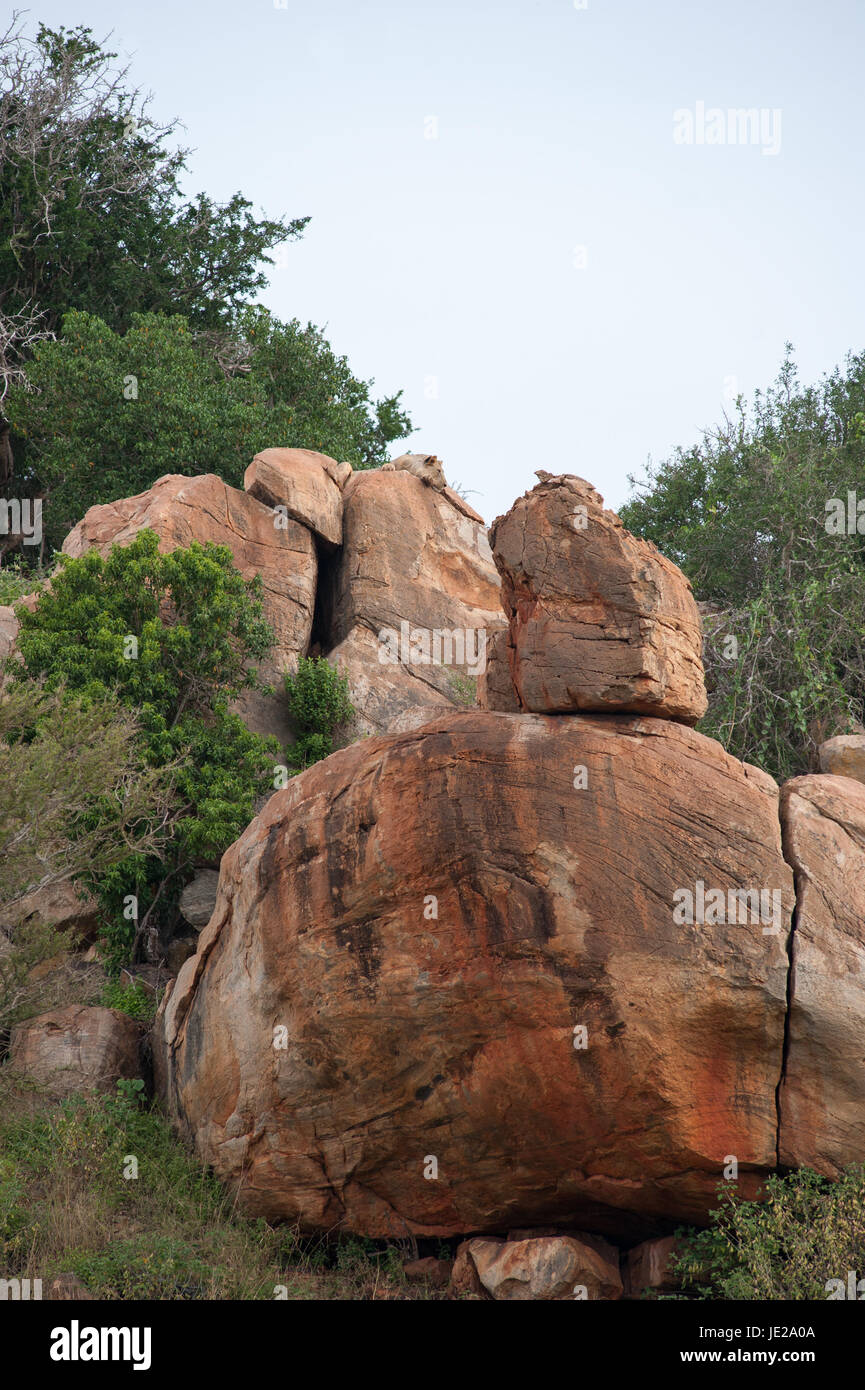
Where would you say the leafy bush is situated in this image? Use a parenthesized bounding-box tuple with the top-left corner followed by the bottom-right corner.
(284, 656, 355, 771)
(10, 531, 280, 966)
(446, 672, 478, 707)
(99, 979, 156, 1023)
(670, 1167, 865, 1300)
(0, 680, 175, 924)
(0, 921, 103, 1036)
(620, 348, 865, 779)
(699, 576, 865, 782)
(70, 1234, 213, 1300)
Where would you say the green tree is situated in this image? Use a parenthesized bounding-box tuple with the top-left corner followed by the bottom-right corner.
(243, 308, 412, 469)
(620, 348, 865, 780)
(0, 18, 306, 487)
(9, 309, 412, 549)
(10, 530, 280, 966)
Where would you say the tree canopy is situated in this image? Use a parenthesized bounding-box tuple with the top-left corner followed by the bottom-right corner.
(9, 308, 411, 548)
(0, 17, 411, 510)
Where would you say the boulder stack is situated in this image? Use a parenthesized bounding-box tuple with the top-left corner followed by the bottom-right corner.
(19, 457, 865, 1295)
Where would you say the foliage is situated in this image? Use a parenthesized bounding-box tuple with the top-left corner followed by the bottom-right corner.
(670, 1167, 865, 1300)
(0, 678, 175, 921)
(0, 1087, 445, 1299)
(0, 19, 303, 434)
(99, 978, 156, 1023)
(699, 578, 865, 783)
(242, 307, 412, 470)
(0, 556, 49, 603)
(620, 347, 865, 778)
(283, 656, 355, 770)
(9, 309, 412, 548)
(0, 920, 102, 1035)
(446, 672, 478, 707)
(10, 531, 279, 965)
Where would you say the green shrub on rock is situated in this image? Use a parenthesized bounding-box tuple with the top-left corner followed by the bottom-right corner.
(283, 656, 354, 771)
(9, 530, 280, 967)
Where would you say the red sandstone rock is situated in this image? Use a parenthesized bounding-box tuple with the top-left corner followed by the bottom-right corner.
(155, 711, 792, 1239)
(0, 876, 99, 940)
(323, 468, 504, 733)
(477, 627, 520, 712)
(817, 734, 865, 785)
(8, 1004, 141, 1096)
(244, 447, 343, 548)
(468, 1233, 622, 1301)
(489, 475, 706, 719)
(778, 774, 865, 1173)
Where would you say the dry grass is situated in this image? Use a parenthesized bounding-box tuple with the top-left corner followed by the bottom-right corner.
(0, 1081, 446, 1300)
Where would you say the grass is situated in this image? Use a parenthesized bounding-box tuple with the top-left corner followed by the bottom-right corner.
(0, 1080, 447, 1300)
(0, 558, 49, 607)
(98, 978, 158, 1022)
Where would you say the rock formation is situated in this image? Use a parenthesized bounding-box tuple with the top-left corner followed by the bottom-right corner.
(8, 452, 865, 1294)
(8, 1005, 142, 1097)
(151, 464, 865, 1271)
(155, 710, 793, 1238)
(244, 447, 344, 548)
(322, 468, 504, 734)
(61, 472, 317, 746)
(778, 773, 865, 1173)
(52, 456, 504, 741)
(488, 474, 706, 719)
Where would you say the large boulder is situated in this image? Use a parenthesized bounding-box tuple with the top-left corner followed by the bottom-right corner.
(0, 877, 99, 940)
(61, 474, 317, 746)
(321, 469, 504, 733)
(778, 774, 865, 1173)
(178, 870, 221, 933)
(155, 710, 793, 1239)
(818, 734, 865, 785)
(489, 475, 707, 720)
(7, 1005, 142, 1096)
(244, 447, 344, 548)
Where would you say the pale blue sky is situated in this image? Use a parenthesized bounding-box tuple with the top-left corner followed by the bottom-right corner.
(28, 0, 865, 523)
